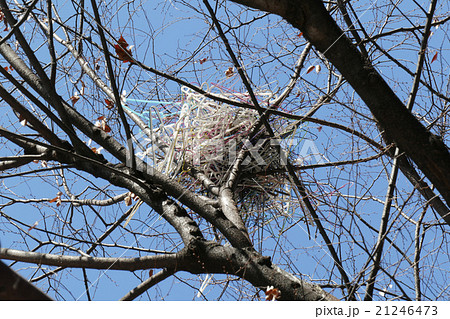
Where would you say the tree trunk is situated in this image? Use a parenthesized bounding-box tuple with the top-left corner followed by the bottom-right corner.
(230, 0, 450, 222)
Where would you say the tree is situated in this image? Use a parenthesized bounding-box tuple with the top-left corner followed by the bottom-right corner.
(0, 0, 449, 301)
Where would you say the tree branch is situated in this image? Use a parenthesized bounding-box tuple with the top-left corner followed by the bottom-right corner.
(364, 149, 401, 300)
(0, 247, 180, 271)
(229, 0, 450, 221)
(0, 0, 92, 157)
(0, 260, 53, 300)
(89, 0, 136, 171)
(120, 268, 176, 301)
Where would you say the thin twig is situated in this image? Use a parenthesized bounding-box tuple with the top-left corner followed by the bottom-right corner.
(89, 0, 136, 172)
(413, 207, 426, 301)
(365, 1, 439, 300)
(203, 0, 355, 298)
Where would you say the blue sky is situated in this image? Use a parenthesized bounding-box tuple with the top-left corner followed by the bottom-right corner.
(0, 0, 449, 301)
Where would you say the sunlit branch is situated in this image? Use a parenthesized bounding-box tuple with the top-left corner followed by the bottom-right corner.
(271, 43, 312, 107)
(0, 154, 48, 171)
(0, 124, 252, 249)
(0, 0, 39, 47)
(0, 247, 180, 270)
(204, 0, 357, 297)
(0, 82, 66, 148)
(0, 0, 93, 156)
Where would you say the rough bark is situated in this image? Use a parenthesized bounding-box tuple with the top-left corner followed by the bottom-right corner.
(230, 0, 450, 222)
(0, 241, 337, 301)
(0, 128, 337, 300)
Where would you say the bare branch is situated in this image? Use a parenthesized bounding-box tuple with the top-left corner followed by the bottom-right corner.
(0, 247, 180, 271)
(120, 268, 176, 301)
(89, 0, 135, 171)
(0, 260, 53, 301)
(364, 148, 401, 300)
